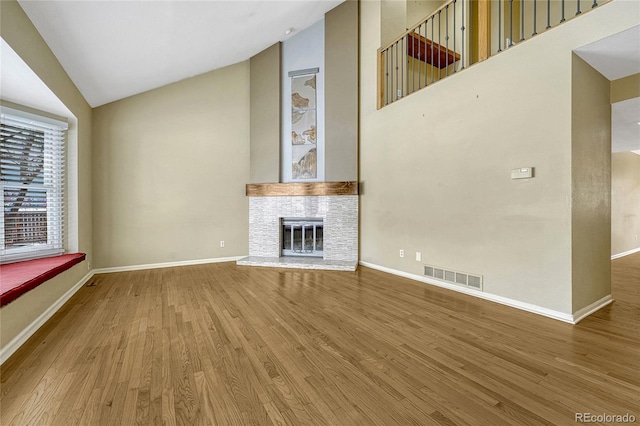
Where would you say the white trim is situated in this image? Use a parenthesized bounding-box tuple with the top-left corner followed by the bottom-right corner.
(611, 247, 640, 260)
(0, 269, 93, 365)
(92, 256, 245, 274)
(572, 295, 614, 324)
(359, 261, 581, 324)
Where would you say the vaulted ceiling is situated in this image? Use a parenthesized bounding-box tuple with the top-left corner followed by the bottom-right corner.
(6, 2, 639, 153)
(17, 0, 343, 107)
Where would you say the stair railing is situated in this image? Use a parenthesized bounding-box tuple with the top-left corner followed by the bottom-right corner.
(378, 0, 607, 109)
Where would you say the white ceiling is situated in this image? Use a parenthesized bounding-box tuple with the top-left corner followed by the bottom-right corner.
(6, 2, 640, 154)
(1, 39, 72, 119)
(17, 0, 344, 107)
(574, 25, 640, 80)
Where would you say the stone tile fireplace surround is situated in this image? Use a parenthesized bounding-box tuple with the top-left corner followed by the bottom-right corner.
(237, 182, 358, 271)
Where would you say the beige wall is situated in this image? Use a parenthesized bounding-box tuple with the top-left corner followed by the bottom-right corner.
(406, 1, 444, 28)
(381, 0, 407, 46)
(611, 73, 640, 104)
(251, 3, 359, 183)
(92, 62, 250, 268)
(0, 263, 87, 349)
(360, 0, 638, 315)
(612, 152, 640, 256)
(571, 54, 611, 312)
(0, 0, 93, 349)
(250, 43, 281, 183)
(325, 0, 359, 182)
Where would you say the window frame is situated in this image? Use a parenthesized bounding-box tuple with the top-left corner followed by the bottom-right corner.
(0, 107, 68, 264)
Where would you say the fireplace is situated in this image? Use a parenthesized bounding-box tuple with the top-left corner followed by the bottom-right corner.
(237, 182, 358, 271)
(282, 218, 323, 257)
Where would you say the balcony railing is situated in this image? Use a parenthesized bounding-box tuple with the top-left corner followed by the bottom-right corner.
(378, 0, 608, 108)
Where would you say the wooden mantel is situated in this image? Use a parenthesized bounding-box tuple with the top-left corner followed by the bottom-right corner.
(246, 181, 358, 197)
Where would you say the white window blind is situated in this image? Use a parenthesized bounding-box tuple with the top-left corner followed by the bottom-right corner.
(0, 108, 68, 263)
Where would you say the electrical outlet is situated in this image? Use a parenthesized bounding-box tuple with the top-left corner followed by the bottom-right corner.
(416, 252, 422, 262)
(399, 249, 404, 258)
(220, 241, 225, 248)
(87, 262, 91, 271)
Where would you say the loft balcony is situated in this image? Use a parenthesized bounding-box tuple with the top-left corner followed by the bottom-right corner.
(378, 0, 611, 108)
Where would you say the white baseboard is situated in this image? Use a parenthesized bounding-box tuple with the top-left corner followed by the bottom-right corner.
(1, 256, 611, 365)
(359, 261, 609, 324)
(0, 270, 94, 365)
(611, 247, 640, 260)
(572, 295, 614, 324)
(92, 256, 245, 274)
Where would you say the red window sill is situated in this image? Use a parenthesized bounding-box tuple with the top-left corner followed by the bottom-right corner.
(0, 253, 86, 307)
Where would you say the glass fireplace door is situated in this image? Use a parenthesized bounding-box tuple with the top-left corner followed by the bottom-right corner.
(282, 218, 323, 257)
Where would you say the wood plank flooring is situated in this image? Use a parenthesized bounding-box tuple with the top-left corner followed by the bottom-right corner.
(1, 254, 638, 425)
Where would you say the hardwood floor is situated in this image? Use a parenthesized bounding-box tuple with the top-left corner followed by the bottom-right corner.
(1, 254, 638, 425)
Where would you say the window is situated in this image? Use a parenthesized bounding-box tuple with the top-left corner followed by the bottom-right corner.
(0, 107, 68, 263)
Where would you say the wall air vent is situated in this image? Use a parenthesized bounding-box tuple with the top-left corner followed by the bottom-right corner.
(445, 270, 455, 282)
(424, 264, 483, 291)
(467, 275, 482, 289)
(434, 268, 444, 280)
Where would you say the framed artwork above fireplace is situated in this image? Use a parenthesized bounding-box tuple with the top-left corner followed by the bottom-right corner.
(289, 68, 319, 180)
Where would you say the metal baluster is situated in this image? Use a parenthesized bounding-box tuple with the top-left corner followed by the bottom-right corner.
(416, 28, 420, 92)
(389, 45, 392, 104)
(561, 0, 566, 22)
(418, 27, 421, 90)
(438, 10, 442, 81)
(431, 16, 435, 84)
(385, 49, 389, 105)
(384, 48, 391, 105)
(388, 48, 392, 104)
(520, 0, 525, 41)
(532, 0, 538, 36)
(395, 41, 399, 101)
(464, 0, 468, 67)
(546, 0, 551, 29)
(400, 37, 404, 98)
(592, 0, 598, 8)
(498, 0, 502, 52)
(424, 20, 428, 86)
(387, 47, 390, 104)
(576, 0, 582, 15)
(453, 0, 457, 72)
(509, 0, 513, 47)
(445, 5, 449, 76)
(407, 30, 416, 93)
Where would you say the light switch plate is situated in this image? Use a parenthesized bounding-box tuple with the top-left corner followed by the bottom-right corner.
(511, 167, 534, 179)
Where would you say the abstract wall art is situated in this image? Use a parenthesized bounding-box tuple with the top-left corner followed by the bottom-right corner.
(290, 71, 318, 179)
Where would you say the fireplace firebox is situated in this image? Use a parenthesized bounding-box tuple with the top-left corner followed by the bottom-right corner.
(282, 218, 323, 257)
